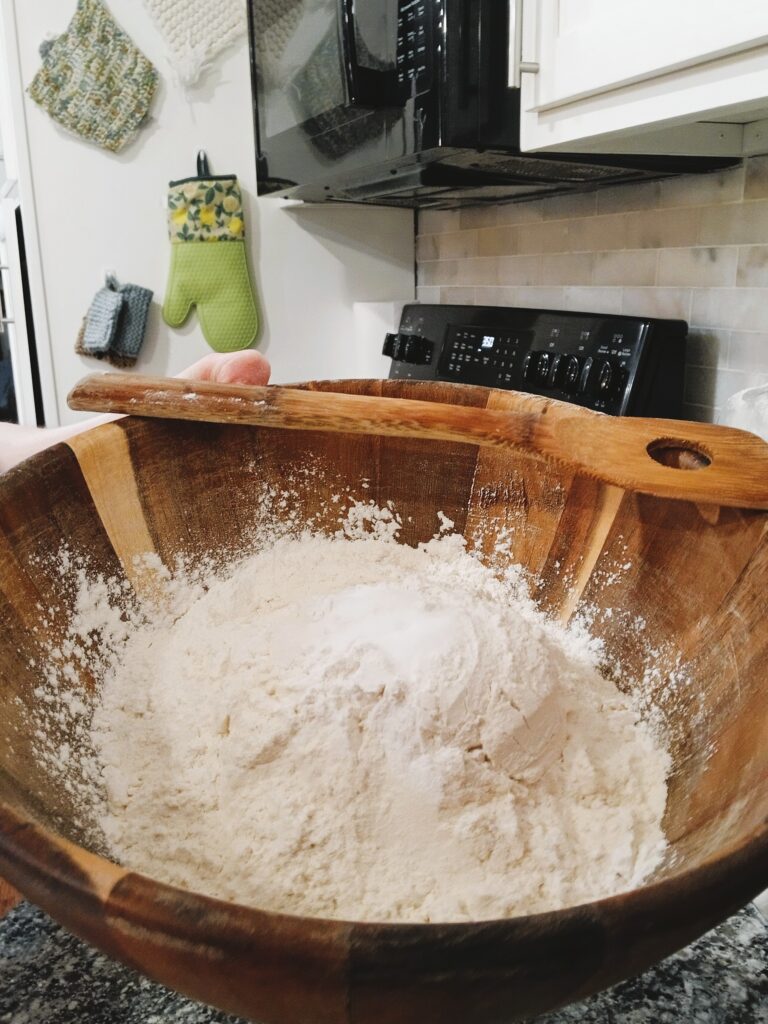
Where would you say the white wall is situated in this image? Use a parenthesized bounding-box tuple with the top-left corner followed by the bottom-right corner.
(8, 1, 414, 424)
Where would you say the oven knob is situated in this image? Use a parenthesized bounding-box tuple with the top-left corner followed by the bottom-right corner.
(383, 332, 404, 360)
(563, 354, 581, 392)
(535, 352, 551, 383)
(382, 333, 433, 365)
(522, 351, 535, 381)
(547, 353, 566, 388)
(597, 359, 614, 393)
(578, 356, 595, 394)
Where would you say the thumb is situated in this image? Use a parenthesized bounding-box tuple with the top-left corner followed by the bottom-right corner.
(178, 351, 271, 387)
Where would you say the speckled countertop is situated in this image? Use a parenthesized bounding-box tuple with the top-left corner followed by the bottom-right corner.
(0, 901, 765, 1024)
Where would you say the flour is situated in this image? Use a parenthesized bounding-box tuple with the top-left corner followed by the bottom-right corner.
(59, 518, 672, 924)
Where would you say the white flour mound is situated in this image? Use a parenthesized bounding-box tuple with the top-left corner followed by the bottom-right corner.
(86, 529, 670, 923)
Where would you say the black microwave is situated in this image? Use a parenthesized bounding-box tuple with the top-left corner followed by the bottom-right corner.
(247, 1, 736, 209)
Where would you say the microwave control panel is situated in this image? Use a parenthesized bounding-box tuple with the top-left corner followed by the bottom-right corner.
(383, 304, 688, 418)
(396, 0, 433, 96)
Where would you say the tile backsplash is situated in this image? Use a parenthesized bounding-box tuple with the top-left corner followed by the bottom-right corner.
(416, 155, 768, 423)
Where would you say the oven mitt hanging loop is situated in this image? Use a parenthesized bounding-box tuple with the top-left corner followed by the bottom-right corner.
(162, 175, 259, 352)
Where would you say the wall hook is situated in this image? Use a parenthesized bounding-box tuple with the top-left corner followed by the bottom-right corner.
(197, 150, 211, 177)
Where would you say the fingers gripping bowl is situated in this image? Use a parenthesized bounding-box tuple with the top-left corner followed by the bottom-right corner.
(0, 379, 766, 1024)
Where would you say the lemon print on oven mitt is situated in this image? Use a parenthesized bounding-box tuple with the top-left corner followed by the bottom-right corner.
(162, 175, 259, 352)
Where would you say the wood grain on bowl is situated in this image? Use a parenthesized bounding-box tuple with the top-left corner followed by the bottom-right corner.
(0, 876, 20, 916)
(69, 372, 768, 509)
(0, 379, 766, 1024)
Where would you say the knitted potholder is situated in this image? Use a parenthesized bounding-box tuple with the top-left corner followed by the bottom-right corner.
(28, 0, 158, 154)
(81, 284, 124, 354)
(76, 277, 154, 367)
(143, 0, 246, 87)
(109, 283, 154, 367)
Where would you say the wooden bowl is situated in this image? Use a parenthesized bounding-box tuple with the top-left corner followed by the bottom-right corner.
(0, 379, 766, 1023)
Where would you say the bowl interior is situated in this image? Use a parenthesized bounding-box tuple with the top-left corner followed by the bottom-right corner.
(1, 380, 767, 895)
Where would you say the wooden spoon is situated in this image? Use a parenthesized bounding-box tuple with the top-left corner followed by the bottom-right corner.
(68, 373, 768, 510)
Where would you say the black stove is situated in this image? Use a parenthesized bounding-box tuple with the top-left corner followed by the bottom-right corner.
(383, 304, 687, 418)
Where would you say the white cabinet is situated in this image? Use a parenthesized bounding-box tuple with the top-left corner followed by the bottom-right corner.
(516, 0, 768, 156)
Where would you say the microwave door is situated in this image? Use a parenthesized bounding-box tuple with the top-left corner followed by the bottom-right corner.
(251, 1, 432, 194)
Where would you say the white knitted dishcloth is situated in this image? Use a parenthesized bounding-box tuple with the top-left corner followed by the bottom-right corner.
(143, 0, 247, 87)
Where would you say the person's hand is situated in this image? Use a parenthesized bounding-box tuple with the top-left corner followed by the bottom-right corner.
(178, 350, 270, 387)
(0, 351, 272, 474)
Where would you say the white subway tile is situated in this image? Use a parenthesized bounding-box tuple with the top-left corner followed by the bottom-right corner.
(625, 206, 701, 249)
(736, 246, 768, 287)
(456, 258, 500, 286)
(622, 288, 692, 319)
(541, 192, 597, 221)
(593, 250, 657, 286)
(477, 226, 519, 257)
(439, 287, 477, 304)
(419, 259, 460, 286)
(514, 215, 626, 255)
(474, 286, 525, 306)
(460, 206, 503, 230)
(515, 220, 572, 254)
(657, 165, 744, 209)
(498, 286, 567, 309)
(699, 200, 768, 245)
(416, 234, 438, 261)
(435, 230, 479, 260)
(418, 210, 461, 234)
(597, 181, 660, 214)
(497, 255, 542, 286)
(539, 253, 594, 285)
(562, 286, 623, 314)
(415, 286, 441, 303)
(566, 214, 626, 252)
(744, 155, 768, 200)
(727, 332, 768, 372)
(691, 288, 768, 331)
(657, 247, 738, 287)
(461, 200, 545, 229)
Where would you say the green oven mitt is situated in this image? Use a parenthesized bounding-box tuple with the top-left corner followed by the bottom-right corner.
(162, 175, 259, 352)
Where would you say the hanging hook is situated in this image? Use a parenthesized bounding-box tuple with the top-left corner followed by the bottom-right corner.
(197, 150, 211, 178)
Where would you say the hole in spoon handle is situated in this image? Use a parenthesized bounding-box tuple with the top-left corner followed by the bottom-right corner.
(646, 438, 712, 471)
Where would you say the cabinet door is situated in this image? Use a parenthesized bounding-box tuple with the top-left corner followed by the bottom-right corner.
(518, 0, 768, 154)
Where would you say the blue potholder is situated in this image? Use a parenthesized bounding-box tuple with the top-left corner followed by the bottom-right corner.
(77, 277, 154, 367)
(82, 285, 124, 355)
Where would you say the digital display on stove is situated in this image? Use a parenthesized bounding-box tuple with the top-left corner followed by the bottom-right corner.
(437, 325, 534, 389)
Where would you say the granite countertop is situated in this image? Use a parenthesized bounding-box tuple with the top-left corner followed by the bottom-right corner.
(0, 901, 765, 1024)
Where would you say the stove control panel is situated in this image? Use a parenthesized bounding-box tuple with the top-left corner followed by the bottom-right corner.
(384, 304, 687, 417)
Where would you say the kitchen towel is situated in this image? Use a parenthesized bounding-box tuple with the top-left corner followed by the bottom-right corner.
(142, 0, 247, 88)
(28, 0, 158, 154)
